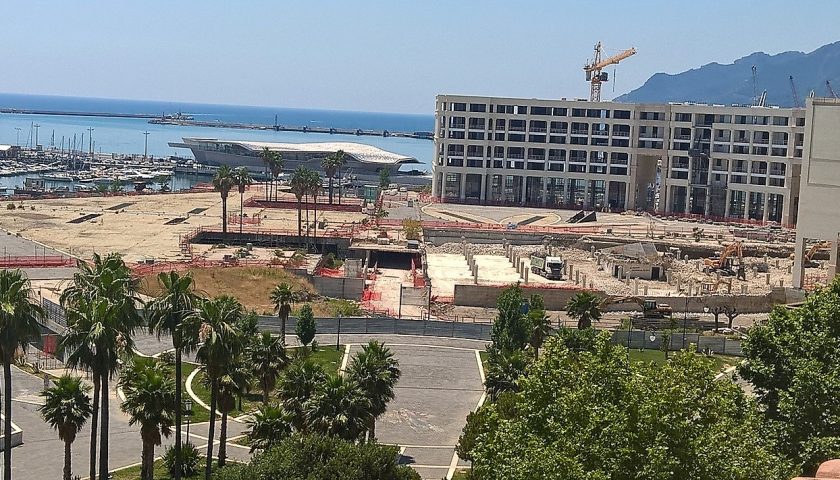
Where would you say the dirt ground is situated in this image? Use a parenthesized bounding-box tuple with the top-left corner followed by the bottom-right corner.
(0, 188, 366, 262)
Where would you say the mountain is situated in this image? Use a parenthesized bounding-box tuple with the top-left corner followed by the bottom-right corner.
(614, 41, 840, 107)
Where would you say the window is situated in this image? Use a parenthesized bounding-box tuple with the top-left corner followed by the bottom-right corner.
(570, 136, 588, 145)
(772, 116, 789, 126)
(571, 108, 586, 117)
(509, 119, 526, 132)
(549, 136, 566, 144)
(568, 164, 586, 173)
(610, 152, 629, 164)
(507, 147, 524, 159)
(613, 110, 631, 119)
(468, 103, 486, 112)
(530, 106, 551, 116)
(447, 144, 464, 156)
(449, 116, 465, 129)
(611, 138, 630, 147)
(550, 121, 568, 134)
(452, 103, 466, 112)
(670, 170, 688, 179)
(552, 107, 567, 116)
(494, 119, 506, 130)
(529, 135, 546, 143)
(468, 118, 485, 130)
(508, 133, 525, 142)
(448, 131, 465, 139)
(589, 164, 607, 174)
(468, 132, 485, 140)
(675, 113, 692, 122)
(495, 104, 514, 114)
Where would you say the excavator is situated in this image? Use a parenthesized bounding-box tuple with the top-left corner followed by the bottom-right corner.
(600, 296, 674, 319)
(804, 241, 831, 268)
(704, 241, 745, 278)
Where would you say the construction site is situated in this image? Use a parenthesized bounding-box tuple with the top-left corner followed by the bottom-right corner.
(0, 181, 831, 333)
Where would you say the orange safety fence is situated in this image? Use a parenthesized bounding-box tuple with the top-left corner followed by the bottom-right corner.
(315, 266, 343, 277)
(0, 255, 76, 268)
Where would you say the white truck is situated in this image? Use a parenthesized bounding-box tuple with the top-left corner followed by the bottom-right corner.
(530, 255, 565, 280)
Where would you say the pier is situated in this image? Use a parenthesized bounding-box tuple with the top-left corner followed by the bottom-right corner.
(150, 118, 434, 140)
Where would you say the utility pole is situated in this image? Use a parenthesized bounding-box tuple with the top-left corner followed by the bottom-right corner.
(14, 128, 20, 147)
(142, 131, 150, 159)
(87, 127, 94, 157)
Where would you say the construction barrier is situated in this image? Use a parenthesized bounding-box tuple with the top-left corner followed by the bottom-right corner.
(0, 255, 75, 268)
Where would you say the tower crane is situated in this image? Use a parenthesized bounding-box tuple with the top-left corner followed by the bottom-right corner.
(584, 42, 637, 102)
(827, 80, 838, 99)
(789, 75, 802, 108)
(752, 65, 767, 106)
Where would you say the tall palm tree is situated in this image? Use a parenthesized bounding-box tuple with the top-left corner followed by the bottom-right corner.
(39, 375, 93, 480)
(60, 252, 141, 480)
(566, 291, 602, 330)
(277, 359, 327, 431)
(213, 164, 235, 234)
(307, 169, 322, 245)
(269, 283, 293, 345)
(304, 375, 370, 441)
(0, 269, 44, 480)
(194, 296, 243, 480)
(289, 167, 309, 237)
(216, 360, 248, 468)
(527, 309, 553, 359)
(321, 150, 346, 205)
(232, 167, 253, 235)
(119, 359, 176, 480)
(249, 332, 288, 403)
(268, 153, 284, 201)
(146, 271, 200, 480)
(246, 404, 292, 453)
(346, 341, 401, 441)
(259, 147, 273, 201)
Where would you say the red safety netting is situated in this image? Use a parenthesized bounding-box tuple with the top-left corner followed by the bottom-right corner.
(0, 255, 75, 268)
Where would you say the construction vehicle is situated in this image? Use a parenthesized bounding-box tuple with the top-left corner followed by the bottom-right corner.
(704, 241, 744, 277)
(583, 42, 637, 102)
(530, 255, 564, 280)
(601, 296, 674, 319)
(804, 241, 831, 268)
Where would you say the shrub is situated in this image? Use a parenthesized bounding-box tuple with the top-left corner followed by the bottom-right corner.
(401, 219, 422, 240)
(6, 203, 15, 210)
(296, 304, 316, 347)
(164, 441, 201, 478)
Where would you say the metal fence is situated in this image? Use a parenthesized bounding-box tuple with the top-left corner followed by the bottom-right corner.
(610, 329, 744, 356)
(257, 315, 493, 342)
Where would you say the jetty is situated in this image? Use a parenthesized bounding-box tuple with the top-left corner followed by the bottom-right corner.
(150, 118, 434, 140)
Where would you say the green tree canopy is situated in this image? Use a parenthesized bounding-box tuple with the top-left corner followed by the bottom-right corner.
(296, 304, 316, 347)
(489, 284, 530, 352)
(461, 333, 793, 480)
(211, 434, 419, 480)
(739, 277, 840, 474)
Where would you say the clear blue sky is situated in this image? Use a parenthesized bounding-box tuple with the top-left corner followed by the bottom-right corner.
(5, 0, 840, 114)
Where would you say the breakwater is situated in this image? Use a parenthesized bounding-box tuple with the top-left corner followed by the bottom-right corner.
(150, 118, 434, 140)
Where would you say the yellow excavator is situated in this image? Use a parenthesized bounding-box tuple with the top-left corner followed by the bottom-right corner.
(704, 241, 745, 278)
(600, 296, 674, 319)
(804, 241, 831, 268)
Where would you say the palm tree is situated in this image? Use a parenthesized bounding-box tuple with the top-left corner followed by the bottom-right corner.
(213, 164, 235, 234)
(277, 359, 328, 431)
(269, 283, 293, 345)
(346, 341, 401, 441)
(246, 404, 292, 453)
(146, 271, 200, 480)
(39, 375, 92, 480)
(321, 150, 346, 205)
(232, 167, 253, 235)
(60, 252, 140, 480)
(0, 269, 44, 480)
(484, 348, 529, 400)
(526, 296, 553, 359)
(566, 291, 602, 330)
(307, 170, 322, 245)
(249, 332, 288, 403)
(268, 153, 284, 201)
(194, 296, 244, 480)
(259, 147, 273, 201)
(304, 375, 370, 441)
(119, 359, 176, 480)
(289, 167, 309, 237)
(216, 360, 248, 468)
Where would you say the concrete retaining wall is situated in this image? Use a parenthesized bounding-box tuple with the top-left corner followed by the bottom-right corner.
(0, 416, 22, 451)
(192, 231, 351, 255)
(307, 276, 364, 299)
(454, 283, 788, 313)
(258, 315, 492, 341)
(424, 228, 546, 246)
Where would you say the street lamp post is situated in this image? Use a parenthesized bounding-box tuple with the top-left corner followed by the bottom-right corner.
(142, 131, 150, 159)
(336, 313, 342, 351)
(184, 399, 193, 441)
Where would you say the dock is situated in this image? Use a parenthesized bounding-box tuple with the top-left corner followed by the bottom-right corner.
(149, 118, 434, 140)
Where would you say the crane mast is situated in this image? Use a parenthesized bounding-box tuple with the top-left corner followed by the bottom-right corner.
(583, 42, 637, 102)
(827, 80, 838, 99)
(789, 75, 802, 108)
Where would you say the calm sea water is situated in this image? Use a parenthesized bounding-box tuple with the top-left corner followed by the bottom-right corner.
(0, 93, 435, 169)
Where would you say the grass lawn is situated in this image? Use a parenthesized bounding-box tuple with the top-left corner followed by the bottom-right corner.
(111, 457, 223, 480)
(627, 348, 742, 370)
(478, 350, 488, 373)
(451, 469, 471, 479)
(189, 346, 345, 418)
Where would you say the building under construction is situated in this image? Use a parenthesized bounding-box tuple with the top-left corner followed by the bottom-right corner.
(432, 95, 806, 225)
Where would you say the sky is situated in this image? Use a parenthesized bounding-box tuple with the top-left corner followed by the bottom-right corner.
(4, 0, 840, 114)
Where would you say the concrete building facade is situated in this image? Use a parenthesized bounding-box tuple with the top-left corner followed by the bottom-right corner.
(792, 98, 840, 289)
(432, 94, 805, 225)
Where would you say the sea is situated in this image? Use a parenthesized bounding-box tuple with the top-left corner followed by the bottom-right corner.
(0, 93, 435, 191)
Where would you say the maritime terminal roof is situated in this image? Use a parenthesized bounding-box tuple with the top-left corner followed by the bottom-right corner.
(170, 138, 420, 166)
